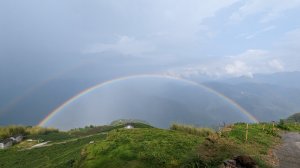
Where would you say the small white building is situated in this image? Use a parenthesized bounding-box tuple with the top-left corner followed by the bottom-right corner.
(10, 134, 24, 143)
(125, 124, 134, 129)
(0, 139, 13, 149)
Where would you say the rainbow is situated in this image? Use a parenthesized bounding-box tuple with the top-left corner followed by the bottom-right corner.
(38, 74, 259, 126)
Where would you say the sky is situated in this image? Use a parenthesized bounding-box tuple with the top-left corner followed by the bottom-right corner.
(1, 1, 300, 108)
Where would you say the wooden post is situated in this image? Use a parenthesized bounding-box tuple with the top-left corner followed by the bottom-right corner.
(272, 121, 275, 131)
(245, 123, 249, 141)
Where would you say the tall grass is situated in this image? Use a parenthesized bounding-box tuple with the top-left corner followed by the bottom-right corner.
(0, 125, 58, 139)
(170, 123, 214, 136)
(26, 126, 58, 135)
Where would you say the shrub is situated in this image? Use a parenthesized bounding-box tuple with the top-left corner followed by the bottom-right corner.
(277, 119, 290, 131)
(182, 137, 244, 168)
(0, 125, 58, 139)
(26, 126, 58, 135)
(170, 123, 214, 136)
(0, 125, 27, 139)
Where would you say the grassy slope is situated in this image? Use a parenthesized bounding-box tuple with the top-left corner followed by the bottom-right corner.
(26, 132, 77, 142)
(0, 123, 153, 168)
(181, 123, 281, 168)
(283, 123, 300, 131)
(225, 123, 280, 166)
(0, 122, 297, 168)
(0, 134, 106, 168)
(79, 128, 205, 168)
(78, 123, 283, 168)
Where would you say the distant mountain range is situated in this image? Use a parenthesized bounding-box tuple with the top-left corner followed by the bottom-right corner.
(203, 82, 300, 122)
(221, 71, 300, 89)
(200, 71, 300, 122)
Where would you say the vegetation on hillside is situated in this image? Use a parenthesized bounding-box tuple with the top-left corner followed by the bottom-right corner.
(0, 134, 106, 168)
(277, 119, 300, 132)
(78, 128, 204, 168)
(70, 122, 152, 137)
(0, 125, 58, 139)
(170, 123, 214, 136)
(182, 123, 280, 168)
(110, 119, 150, 126)
(275, 112, 300, 132)
(0, 120, 299, 168)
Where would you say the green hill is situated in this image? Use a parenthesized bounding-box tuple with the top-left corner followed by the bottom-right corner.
(276, 112, 300, 131)
(1, 121, 299, 168)
(79, 128, 204, 168)
(286, 112, 300, 122)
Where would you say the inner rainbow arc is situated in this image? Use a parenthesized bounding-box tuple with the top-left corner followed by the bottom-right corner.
(38, 74, 259, 127)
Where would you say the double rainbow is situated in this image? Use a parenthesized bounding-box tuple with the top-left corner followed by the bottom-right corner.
(38, 74, 259, 126)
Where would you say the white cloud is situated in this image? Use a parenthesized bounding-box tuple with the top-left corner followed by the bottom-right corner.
(225, 61, 253, 77)
(214, 49, 282, 77)
(164, 49, 285, 78)
(82, 36, 156, 56)
(230, 0, 300, 23)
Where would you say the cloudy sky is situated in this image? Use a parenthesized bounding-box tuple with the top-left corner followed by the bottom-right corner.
(1, 0, 300, 91)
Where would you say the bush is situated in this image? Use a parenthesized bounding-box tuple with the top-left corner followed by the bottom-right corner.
(26, 126, 58, 135)
(170, 123, 214, 136)
(277, 119, 290, 131)
(0, 125, 58, 139)
(0, 125, 27, 139)
(182, 137, 244, 167)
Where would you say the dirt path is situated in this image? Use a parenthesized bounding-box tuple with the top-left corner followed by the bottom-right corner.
(275, 132, 300, 168)
(20, 132, 108, 151)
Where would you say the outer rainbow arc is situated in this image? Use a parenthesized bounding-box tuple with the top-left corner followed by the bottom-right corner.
(38, 74, 259, 127)
(0, 61, 95, 117)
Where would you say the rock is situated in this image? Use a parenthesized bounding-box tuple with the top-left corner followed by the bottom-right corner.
(223, 159, 237, 168)
(221, 155, 258, 168)
(235, 155, 258, 168)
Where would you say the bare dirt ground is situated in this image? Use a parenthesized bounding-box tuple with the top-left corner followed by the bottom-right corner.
(275, 132, 300, 168)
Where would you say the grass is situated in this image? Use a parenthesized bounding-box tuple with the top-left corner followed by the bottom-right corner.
(1, 122, 298, 168)
(182, 123, 281, 168)
(70, 123, 153, 137)
(27, 132, 77, 142)
(12, 140, 39, 149)
(78, 128, 204, 168)
(0, 125, 58, 139)
(0, 134, 106, 168)
(277, 121, 300, 132)
(0, 122, 155, 168)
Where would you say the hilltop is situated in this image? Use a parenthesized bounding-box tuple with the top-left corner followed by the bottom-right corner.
(286, 112, 300, 123)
